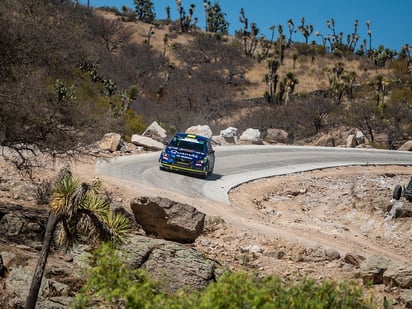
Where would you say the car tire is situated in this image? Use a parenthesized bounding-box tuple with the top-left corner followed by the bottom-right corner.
(393, 185, 402, 200)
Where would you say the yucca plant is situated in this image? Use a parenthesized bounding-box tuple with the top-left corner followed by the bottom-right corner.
(25, 167, 131, 309)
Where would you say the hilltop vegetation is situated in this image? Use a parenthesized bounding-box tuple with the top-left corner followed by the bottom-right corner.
(1, 0, 411, 170)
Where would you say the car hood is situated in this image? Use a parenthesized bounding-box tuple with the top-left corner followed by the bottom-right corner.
(166, 148, 205, 160)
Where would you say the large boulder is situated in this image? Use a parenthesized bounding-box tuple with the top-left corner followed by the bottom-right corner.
(314, 134, 336, 147)
(99, 133, 121, 152)
(399, 141, 412, 151)
(239, 128, 262, 145)
(346, 134, 357, 148)
(142, 121, 167, 143)
(130, 196, 206, 243)
(383, 262, 412, 289)
(185, 125, 213, 138)
(218, 127, 238, 144)
(131, 134, 165, 150)
(264, 128, 288, 144)
(360, 255, 390, 284)
(123, 235, 220, 293)
(355, 130, 365, 145)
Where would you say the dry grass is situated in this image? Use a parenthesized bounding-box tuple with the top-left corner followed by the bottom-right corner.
(98, 9, 394, 99)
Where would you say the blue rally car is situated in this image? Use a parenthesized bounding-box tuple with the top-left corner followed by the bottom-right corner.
(159, 133, 215, 178)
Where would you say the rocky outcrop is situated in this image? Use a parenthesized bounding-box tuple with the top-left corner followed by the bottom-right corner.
(0, 201, 220, 306)
(383, 262, 412, 289)
(123, 235, 220, 293)
(360, 255, 390, 284)
(0, 204, 48, 246)
(357, 257, 412, 307)
(130, 196, 205, 243)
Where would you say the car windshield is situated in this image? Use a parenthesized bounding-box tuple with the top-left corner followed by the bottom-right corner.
(169, 138, 206, 153)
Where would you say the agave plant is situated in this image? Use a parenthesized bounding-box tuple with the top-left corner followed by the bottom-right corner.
(25, 167, 131, 309)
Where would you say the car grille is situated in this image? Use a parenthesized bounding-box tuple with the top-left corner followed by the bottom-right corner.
(175, 158, 191, 166)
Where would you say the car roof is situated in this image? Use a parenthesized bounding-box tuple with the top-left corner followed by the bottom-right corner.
(174, 132, 210, 142)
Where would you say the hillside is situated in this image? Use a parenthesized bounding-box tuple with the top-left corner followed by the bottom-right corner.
(92, 8, 411, 151)
(97, 9, 393, 98)
(1, 1, 411, 168)
(1, 3, 412, 307)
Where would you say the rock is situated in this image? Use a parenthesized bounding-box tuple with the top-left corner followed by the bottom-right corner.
(219, 127, 238, 144)
(0, 204, 48, 244)
(346, 134, 357, 148)
(142, 121, 167, 143)
(343, 253, 365, 267)
(360, 255, 390, 284)
(263, 250, 285, 259)
(355, 130, 365, 145)
(123, 235, 219, 293)
(264, 128, 288, 144)
(130, 196, 206, 243)
(131, 134, 165, 150)
(220, 127, 238, 138)
(399, 141, 412, 151)
(399, 289, 412, 308)
(325, 249, 340, 260)
(0, 254, 5, 277)
(314, 134, 335, 147)
(239, 128, 262, 145)
(186, 125, 213, 138)
(99, 133, 121, 152)
(383, 262, 412, 289)
(119, 141, 139, 153)
(4, 264, 75, 308)
(385, 202, 412, 220)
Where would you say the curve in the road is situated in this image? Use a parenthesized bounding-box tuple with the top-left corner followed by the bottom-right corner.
(96, 145, 412, 205)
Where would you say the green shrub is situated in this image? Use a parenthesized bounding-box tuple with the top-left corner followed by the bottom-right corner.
(124, 109, 148, 140)
(74, 246, 376, 309)
(73, 243, 162, 309)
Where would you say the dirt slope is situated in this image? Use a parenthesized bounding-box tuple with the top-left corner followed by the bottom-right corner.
(1, 153, 411, 306)
(83, 159, 412, 306)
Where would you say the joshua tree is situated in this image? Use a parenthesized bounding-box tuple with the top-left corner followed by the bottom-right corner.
(287, 18, 296, 46)
(25, 167, 131, 309)
(176, 0, 195, 32)
(367, 20, 372, 54)
(283, 72, 298, 104)
(298, 17, 313, 46)
(134, 0, 156, 23)
(239, 8, 259, 57)
(265, 58, 279, 104)
(204, 0, 229, 34)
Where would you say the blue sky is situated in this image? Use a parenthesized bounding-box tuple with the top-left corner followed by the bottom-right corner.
(80, 0, 411, 52)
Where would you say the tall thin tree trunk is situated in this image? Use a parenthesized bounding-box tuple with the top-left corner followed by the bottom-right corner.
(25, 213, 59, 309)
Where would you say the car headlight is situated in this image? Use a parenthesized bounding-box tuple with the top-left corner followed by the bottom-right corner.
(161, 152, 170, 160)
(194, 158, 207, 167)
